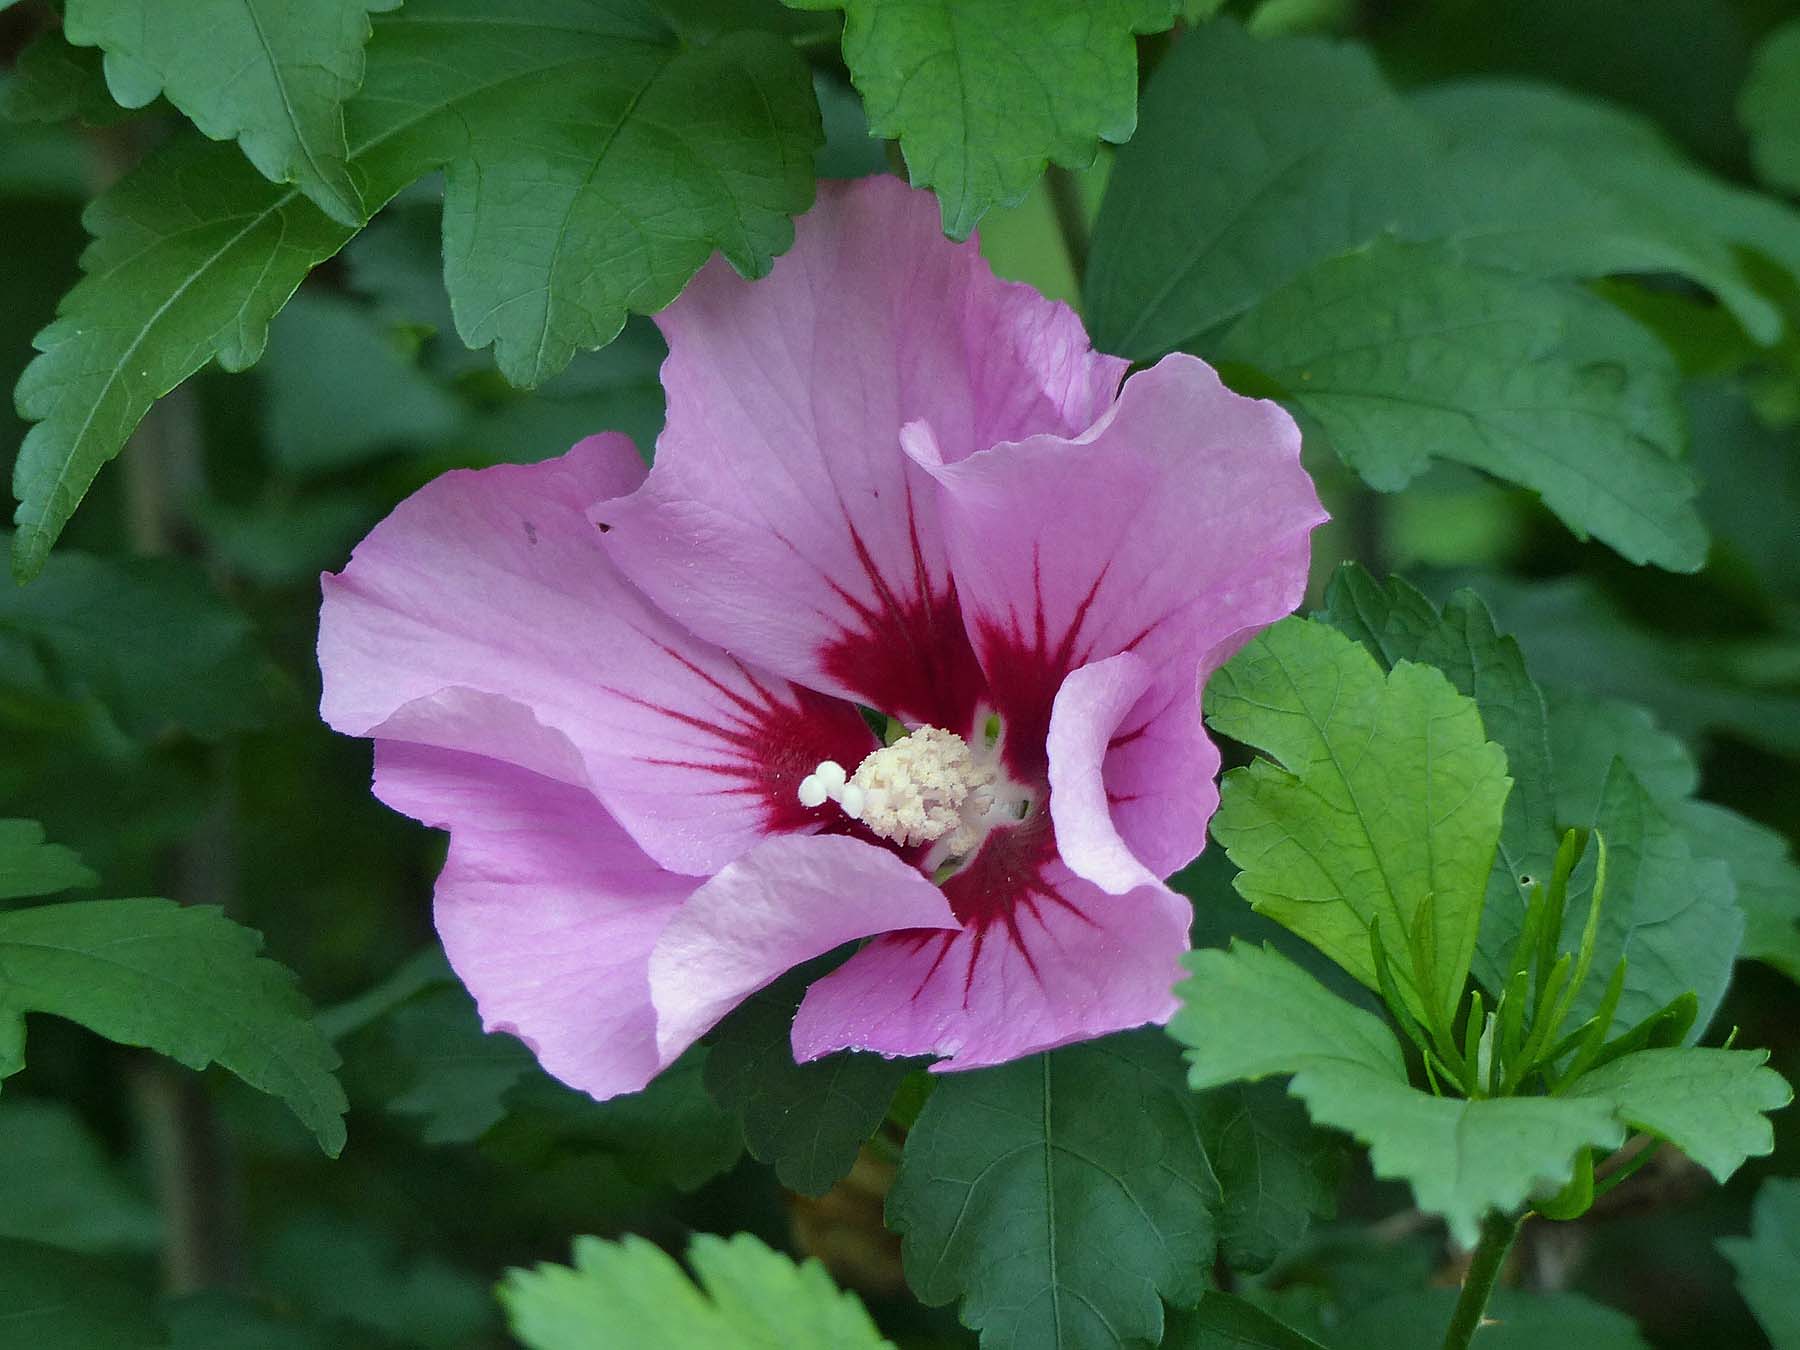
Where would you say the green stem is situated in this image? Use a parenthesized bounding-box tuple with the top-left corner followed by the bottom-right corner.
(1441, 1209, 1522, 1350)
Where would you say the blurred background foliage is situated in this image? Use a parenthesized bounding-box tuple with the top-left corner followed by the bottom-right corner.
(1, 0, 1798, 1346)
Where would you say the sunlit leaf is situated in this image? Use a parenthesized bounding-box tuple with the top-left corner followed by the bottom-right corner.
(1206, 616, 1510, 1025)
(1563, 1047, 1789, 1181)
(502, 1232, 892, 1350)
(1174, 943, 1624, 1249)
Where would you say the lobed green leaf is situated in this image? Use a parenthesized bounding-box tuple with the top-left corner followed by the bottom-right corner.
(1205, 616, 1511, 1027)
(1320, 568, 1555, 991)
(704, 966, 919, 1196)
(1175, 944, 1624, 1249)
(791, 0, 1177, 238)
(63, 0, 398, 225)
(0, 898, 346, 1155)
(1719, 1178, 1800, 1350)
(1563, 1047, 1790, 1182)
(1219, 240, 1706, 572)
(889, 1031, 1218, 1350)
(501, 1232, 893, 1350)
(11, 0, 820, 578)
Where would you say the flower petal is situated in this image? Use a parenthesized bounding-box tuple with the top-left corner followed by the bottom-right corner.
(790, 862, 1191, 1070)
(909, 353, 1324, 867)
(373, 734, 700, 1102)
(1047, 652, 1198, 895)
(647, 834, 960, 1061)
(597, 175, 1126, 728)
(319, 433, 873, 876)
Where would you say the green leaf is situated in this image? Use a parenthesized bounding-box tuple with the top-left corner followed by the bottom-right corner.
(0, 899, 346, 1156)
(1086, 21, 1436, 358)
(11, 0, 819, 578)
(1195, 1081, 1340, 1273)
(888, 1031, 1218, 1350)
(1470, 573, 1800, 757)
(259, 1213, 497, 1347)
(1415, 80, 1800, 318)
(0, 820, 96, 903)
(501, 1232, 893, 1350)
(260, 290, 461, 472)
(1676, 801, 1800, 986)
(0, 1099, 160, 1254)
(9, 133, 356, 581)
(165, 1290, 399, 1350)
(0, 536, 279, 739)
(1319, 567, 1556, 992)
(1546, 689, 1697, 823)
(1086, 23, 1781, 362)
(1218, 239, 1706, 572)
(1205, 616, 1510, 1026)
(2, 30, 131, 127)
(316, 946, 453, 1043)
(1562, 762, 1742, 1036)
(1174, 944, 1625, 1248)
(1719, 1178, 1800, 1350)
(1161, 1293, 1329, 1350)
(373, 984, 533, 1145)
(1332, 1288, 1651, 1350)
(1563, 1047, 1790, 1182)
(704, 965, 919, 1196)
(0, 1239, 166, 1350)
(1742, 21, 1800, 196)
(794, 0, 1175, 239)
(63, 0, 399, 225)
(439, 16, 820, 389)
(491, 1053, 744, 1193)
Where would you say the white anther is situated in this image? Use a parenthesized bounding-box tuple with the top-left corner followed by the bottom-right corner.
(814, 760, 847, 792)
(846, 725, 996, 849)
(838, 783, 867, 819)
(797, 774, 828, 809)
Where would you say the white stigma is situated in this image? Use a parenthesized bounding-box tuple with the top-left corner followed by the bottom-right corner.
(796, 726, 1019, 865)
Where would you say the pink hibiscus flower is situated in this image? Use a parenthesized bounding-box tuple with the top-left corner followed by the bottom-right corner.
(318, 176, 1326, 1101)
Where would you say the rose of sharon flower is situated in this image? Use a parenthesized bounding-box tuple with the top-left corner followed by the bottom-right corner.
(319, 176, 1325, 1101)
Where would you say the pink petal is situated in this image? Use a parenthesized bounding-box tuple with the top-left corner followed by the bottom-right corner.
(1046, 652, 1199, 894)
(373, 737, 701, 1102)
(596, 175, 1127, 730)
(790, 861, 1191, 1069)
(908, 353, 1325, 871)
(319, 433, 873, 876)
(647, 834, 960, 1061)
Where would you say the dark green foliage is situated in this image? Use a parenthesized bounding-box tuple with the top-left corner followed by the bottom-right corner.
(2, 4, 1797, 1348)
(888, 1031, 1219, 1350)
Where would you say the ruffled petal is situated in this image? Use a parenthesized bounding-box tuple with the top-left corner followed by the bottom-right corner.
(908, 353, 1325, 872)
(319, 433, 873, 876)
(373, 735, 700, 1103)
(1046, 652, 1190, 895)
(596, 175, 1126, 730)
(790, 861, 1191, 1069)
(647, 834, 960, 1060)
